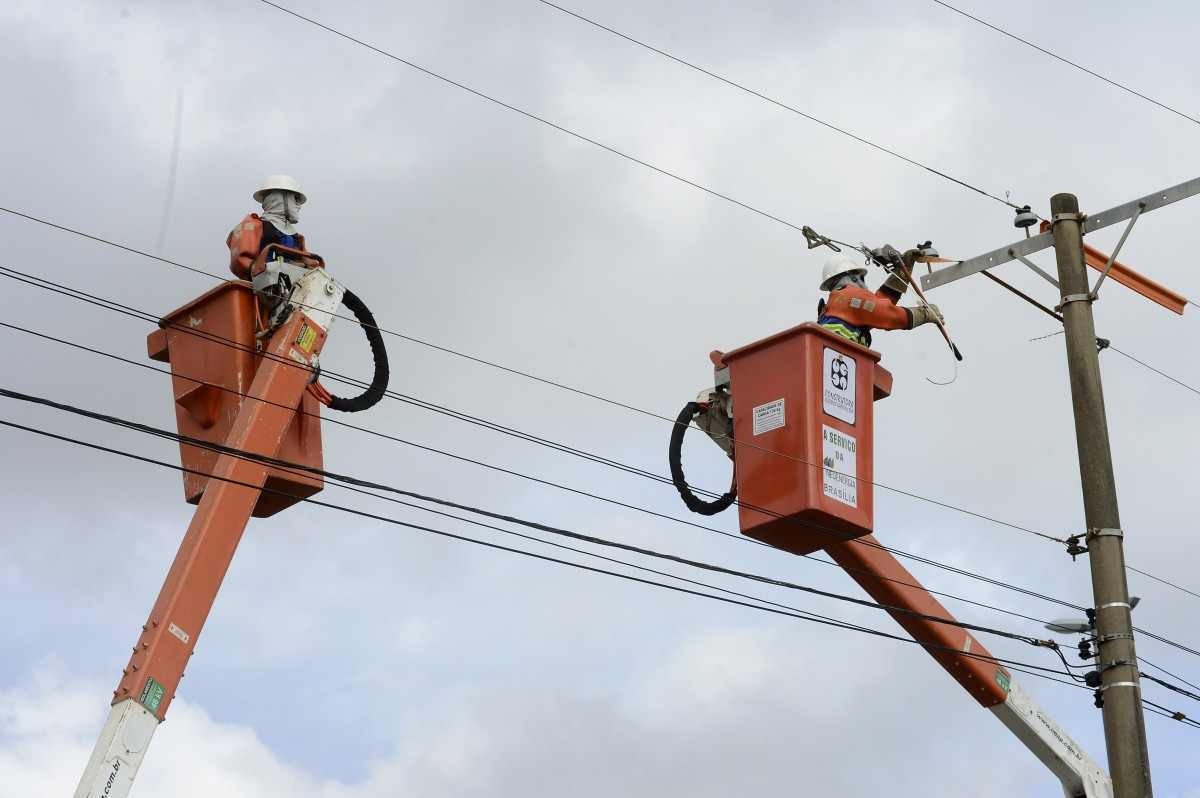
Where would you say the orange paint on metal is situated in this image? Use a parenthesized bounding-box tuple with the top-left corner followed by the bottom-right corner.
(148, 281, 323, 517)
(119, 306, 330, 719)
(1037, 220, 1187, 314)
(826, 535, 1012, 707)
(723, 323, 877, 555)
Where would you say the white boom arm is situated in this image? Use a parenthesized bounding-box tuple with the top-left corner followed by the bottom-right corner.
(992, 681, 1112, 798)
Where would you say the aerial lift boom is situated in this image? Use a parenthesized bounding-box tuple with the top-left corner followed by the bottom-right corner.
(826, 535, 1111, 798)
(671, 323, 1112, 796)
(73, 263, 346, 798)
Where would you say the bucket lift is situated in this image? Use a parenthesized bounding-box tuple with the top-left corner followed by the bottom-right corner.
(669, 323, 1111, 797)
(74, 245, 388, 798)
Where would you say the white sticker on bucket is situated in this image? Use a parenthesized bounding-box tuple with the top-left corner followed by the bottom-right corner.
(822, 425, 858, 507)
(751, 398, 785, 436)
(823, 347, 856, 425)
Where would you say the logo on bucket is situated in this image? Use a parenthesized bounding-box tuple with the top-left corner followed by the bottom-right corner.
(822, 348, 856, 424)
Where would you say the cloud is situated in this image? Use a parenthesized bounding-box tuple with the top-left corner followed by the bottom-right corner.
(2, 629, 1065, 797)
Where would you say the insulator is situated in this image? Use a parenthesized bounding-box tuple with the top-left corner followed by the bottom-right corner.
(1014, 205, 1039, 229)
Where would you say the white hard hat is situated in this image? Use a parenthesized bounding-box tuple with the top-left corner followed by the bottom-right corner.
(819, 253, 867, 291)
(253, 174, 307, 205)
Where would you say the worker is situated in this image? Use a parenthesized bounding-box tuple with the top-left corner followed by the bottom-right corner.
(226, 174, 309, 279)
(816, 250, 943, 347)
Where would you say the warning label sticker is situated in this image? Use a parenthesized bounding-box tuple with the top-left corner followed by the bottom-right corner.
(295, 323, 318, 354)
(821, 425, 858, 507)
(823, 347, 856, 425)
(751, 398, 785, 436)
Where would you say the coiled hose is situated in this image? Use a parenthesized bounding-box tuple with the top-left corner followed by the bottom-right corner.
(668, 401, 737, 516)
(319, 288, 389, 413)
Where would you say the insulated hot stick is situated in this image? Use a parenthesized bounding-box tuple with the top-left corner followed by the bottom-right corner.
(899, 248, 964, 362)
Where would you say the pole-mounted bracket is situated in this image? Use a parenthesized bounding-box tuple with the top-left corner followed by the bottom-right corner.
(1087, 527, 1124, 541)
(1088, 202, 1144, 301)
(1052, 211, 1085, 225)
(1096, 633, 1135, 644)
(1055, 292, 1093, 313)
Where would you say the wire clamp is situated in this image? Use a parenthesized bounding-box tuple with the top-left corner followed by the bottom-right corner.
(1086, 527, 1123, 541)
(1064, 534, 1088, 560)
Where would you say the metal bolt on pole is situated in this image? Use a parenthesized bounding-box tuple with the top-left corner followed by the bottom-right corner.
(1050, 193, 1153, 798)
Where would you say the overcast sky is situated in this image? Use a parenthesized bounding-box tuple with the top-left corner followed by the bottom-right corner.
(2, 0, 1199, 795)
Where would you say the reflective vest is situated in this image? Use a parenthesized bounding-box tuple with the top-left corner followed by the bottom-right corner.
(817, 284, 911, 346)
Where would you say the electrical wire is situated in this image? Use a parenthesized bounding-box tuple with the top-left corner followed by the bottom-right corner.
(931, 0, 1200, 128)
(0, 319, 1071, 633)
(0, 263, 1102, 620)
(0, 384, 1069, 655)
(1141, 657, 1200, 694)
(15, 378, 1200, 705)
(10, 261, 1200, 669)
(535, 0, 1031, 215)
(10, 403, 1200, 724)
(0, 411, 1091, 688)
(1140, 672, 1200, 704)
(253, 1, 813, 235)
(1109, 346, 1200, 399)
(1142, 699, 1200, 729)
(19, 261, 1200, 659)
(0, 206, 1073, 546)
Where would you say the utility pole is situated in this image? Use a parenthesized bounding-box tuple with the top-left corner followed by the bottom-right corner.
(1049, 193, 1153, 798)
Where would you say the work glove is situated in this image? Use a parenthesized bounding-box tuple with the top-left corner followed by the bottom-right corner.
(909, 303, 944, 328)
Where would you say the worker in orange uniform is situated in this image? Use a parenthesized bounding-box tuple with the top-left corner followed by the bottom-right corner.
(226, 174, 309, 279)
(816, 251, 943, 347)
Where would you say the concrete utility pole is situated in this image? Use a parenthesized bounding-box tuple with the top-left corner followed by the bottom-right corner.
(1049, 193, 1153, 798)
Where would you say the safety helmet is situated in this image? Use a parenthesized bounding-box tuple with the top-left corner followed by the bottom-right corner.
(253, 174, 307, 205)
(819, 253, 867, 291)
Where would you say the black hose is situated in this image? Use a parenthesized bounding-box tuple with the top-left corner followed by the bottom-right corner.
(325, 288, 389, 412)
(668, 401, 737, 516)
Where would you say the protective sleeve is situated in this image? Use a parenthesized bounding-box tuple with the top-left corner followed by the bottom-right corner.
(226, 214, 263, 279)
(824, 286, 913, 331)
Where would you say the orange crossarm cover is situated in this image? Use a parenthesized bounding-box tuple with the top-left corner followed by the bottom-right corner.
(1038, 220, 1187, 314)
(824, 285, 910, 330)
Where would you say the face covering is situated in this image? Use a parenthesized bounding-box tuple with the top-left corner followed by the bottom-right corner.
(259, 190, 300, 236)
(831, 272, 866, 291)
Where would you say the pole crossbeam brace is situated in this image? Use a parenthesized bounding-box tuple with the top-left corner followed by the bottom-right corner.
(921, 175, 1200, 291)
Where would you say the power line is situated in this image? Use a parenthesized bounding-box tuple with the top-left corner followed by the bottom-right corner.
(1109, 346, 1200, 399)
(15, 261, 1200, 658)
(0, 207, 1061, 543)
(0, 319, 1072, 633)
(0, 254, 1072, 560)
(931, 1, 1200, 128)
(253, 1, 812, 235)
(10, 205, 1200, 561)
(535, 0, 1029, 214)
(0, 384, 1073, 654)
(1141, 657, 1200, 694)
(0, 411, 1092, 688)
(7, 261, 1200, 667)
(0, 264, 1098, 619)
(12, 403, 1200, 724)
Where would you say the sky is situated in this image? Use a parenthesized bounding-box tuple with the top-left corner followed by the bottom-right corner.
(2, 0, 1199, 795)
